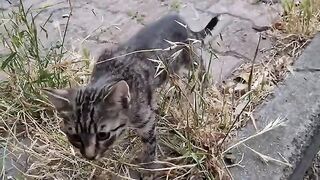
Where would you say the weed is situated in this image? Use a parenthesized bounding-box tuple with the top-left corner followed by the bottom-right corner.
(0, 0, 91, 179)
(281, 0, 320, 36)
(127, 11, 146, 24)
(170, 0, 182, 11)
(0, 0, 68, 124)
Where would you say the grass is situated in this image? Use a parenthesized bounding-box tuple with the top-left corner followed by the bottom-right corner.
(281, 0, 320, 36)
(127, 11, 146, 25)
(0, 0, 319, 179)
(273, 0, 320, 58)
(170, 0, 182, 11)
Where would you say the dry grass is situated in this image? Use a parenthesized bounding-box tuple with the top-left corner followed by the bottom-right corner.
(0, 0, 319, 180)
(272, 0, 320, 58)
(219, 0, 320, 177)
(280, 0, 320, 37)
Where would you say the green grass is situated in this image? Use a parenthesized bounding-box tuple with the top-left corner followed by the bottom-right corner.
(0, 0, 91, 179)
(0, 0, 71, 116)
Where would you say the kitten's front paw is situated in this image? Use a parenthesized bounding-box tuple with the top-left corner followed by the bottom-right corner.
(141, 174, 154, 180)
(134, 151, 155, 165)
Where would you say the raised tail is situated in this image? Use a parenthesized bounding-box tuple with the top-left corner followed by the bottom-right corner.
(189, 15, 219, 40)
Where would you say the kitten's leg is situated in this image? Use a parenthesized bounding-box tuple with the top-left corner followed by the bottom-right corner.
(136, 111, 157, 164)
(132, 113, 158, 180)
(126, 109, 156, 179)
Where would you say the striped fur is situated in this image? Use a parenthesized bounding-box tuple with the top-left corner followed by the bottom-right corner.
(43, 13, 218, 162)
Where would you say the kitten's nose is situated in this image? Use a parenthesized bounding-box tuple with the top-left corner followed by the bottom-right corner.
(83, 145, 96, 160)
(83, 154, 96, 160)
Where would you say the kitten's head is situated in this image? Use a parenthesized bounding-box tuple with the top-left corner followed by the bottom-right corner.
(43, 80, 131, 160)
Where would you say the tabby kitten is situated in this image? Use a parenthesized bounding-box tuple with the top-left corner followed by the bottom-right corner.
(43, 13, 218, 162)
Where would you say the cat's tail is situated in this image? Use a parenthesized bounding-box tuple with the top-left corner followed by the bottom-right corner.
(189, 15, 220, 41)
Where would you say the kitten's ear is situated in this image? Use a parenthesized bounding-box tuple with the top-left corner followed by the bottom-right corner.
(104, 80, 131, 109)
(42, 88, 75, 111)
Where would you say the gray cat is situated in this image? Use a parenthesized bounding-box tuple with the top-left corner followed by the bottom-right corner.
(43, 13, 218, 163)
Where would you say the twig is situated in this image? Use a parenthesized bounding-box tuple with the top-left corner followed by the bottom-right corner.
(223, 117, 286, 154)
(248, 33, 261, 95)
(218, 99, 251, 150)
(218, 34, 262, 150)
(60, 0, 72, 54)
(96, 48, 163, 64)
(243, 144, 292, 167)
(137, 164, 197, 172)
(220, 156, 234, 180)
(277, 152, 290, 165)
(96, 40, 190, 64)
(246, 112, 258, 131)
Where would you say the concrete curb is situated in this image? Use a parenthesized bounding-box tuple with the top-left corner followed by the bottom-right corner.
(228, 33, 320, 180)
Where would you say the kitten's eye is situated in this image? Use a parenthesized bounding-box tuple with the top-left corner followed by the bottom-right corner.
(69, 134, 81, 142)
(97, 132, 110, 141)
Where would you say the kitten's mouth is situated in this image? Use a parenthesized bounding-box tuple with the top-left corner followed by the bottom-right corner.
(81, 153, 99, 160)
(85, 156, 96, 160)
(81, 152, 101, 160)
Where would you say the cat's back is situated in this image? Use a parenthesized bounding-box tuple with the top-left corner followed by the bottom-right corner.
(125, 13, 189, 50)
(91, 13, 189, 84)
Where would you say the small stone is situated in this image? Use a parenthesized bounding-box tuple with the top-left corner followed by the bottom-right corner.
(224, 152, 237, 165)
